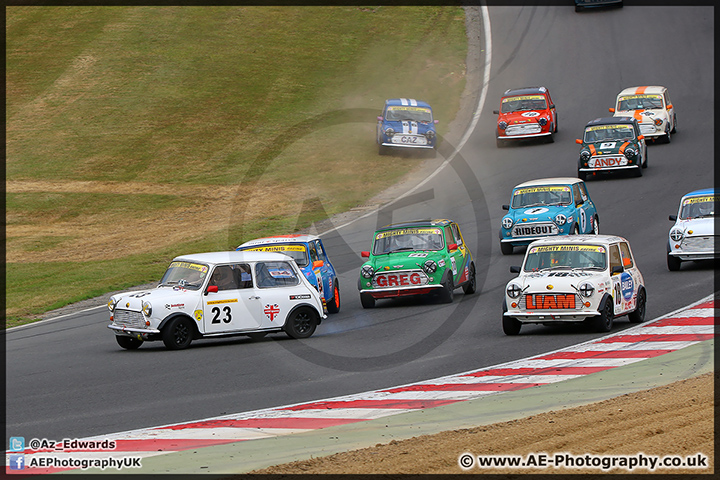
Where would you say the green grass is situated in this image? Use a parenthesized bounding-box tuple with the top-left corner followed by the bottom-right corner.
(6, 6, 468, 325)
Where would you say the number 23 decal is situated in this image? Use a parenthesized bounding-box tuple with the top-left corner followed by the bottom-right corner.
(211, 306, 232, 323)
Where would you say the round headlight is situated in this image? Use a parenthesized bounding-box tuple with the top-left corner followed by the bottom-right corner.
(654, 118, 663, 126)
(578, 282, 595, 298)
(498, 121, 508, 130)
(425, 130, 435, 139)
(506, 283, 522, 299)
(555, 213, 567, 226)
(580, 150, 591, 160)
(422, 259, 437, 274)
(141, 300, 152, 317)
(107, 297, 118, 312)
(538, 117, 548, 126)
(624, 147, 637, 159)
(384, 127, 395, 137)
(502, 217, 514, 229)
(361, 265, 374, 279)
(670, 228, 684, 242)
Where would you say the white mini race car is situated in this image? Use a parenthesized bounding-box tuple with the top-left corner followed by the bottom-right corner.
(503, 235, 646, 335)
(108, 251, 327, 350)
(609, 86, 676, 143)
(667, 188, 717, 271)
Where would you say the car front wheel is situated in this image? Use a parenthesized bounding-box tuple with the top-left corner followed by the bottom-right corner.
(462, 263, 477, 295)
(116, 335, 143, 350)
(502, 301, 521, 335)
(360, 293, 376, 309)
(439, 273, 454, 304)
(667, 253, 682, 271)
(162, 316, 194, 350)
(628, 288, 646, 323)
(500, 242, 514, 255)
(592, 297, 614, 333)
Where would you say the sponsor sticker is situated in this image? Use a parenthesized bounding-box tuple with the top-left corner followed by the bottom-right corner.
(514, 186, 570, 195)
(375, 228, 442, 239)
(290, 294, 311, 300)
(619, 94, 663, 101)
(387, 106, 432, 113)
(621, 272, 634, 301)
(586, 124, 634, 132)
(521, 111, 540, 117)
(263, 304, 280, 321)
(244, 245, 306, 252)
(529, 245, 605, 254)
(374, 272, 427, 288)
(206, 299, 238, 305)
(168, 262, 208, 273)
(526, 294, 576, 310)
(503, 95, 545, 102)
(193, 310, 203, 321)
(683, 196, 717, 205)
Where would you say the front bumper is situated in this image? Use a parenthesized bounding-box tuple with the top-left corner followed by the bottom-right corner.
(579, 165, 640, 173)
(108, 324, 161, 335)
(380, 141, 435, 150)
(504, 310, 600, 323)
(499, 131, 552, 140)
(360, 284, 442, 299)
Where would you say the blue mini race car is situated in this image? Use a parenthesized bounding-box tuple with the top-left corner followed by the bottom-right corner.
(237, 234, 341, 313)
(376, 98, 438, 155)
(500, 177, 600, 255)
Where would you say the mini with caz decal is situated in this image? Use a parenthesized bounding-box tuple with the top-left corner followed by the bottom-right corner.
(376, 98, 438, 156)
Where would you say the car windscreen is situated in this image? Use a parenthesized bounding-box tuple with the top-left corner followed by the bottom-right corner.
(160, 261, 209, 290)
(385, 106, 433, 123)
(583, 124, 635, 142)
(680, 195, 717, 219)
(254, 261, 300, 288)
(501, 95, 547, 113)
(240, 244, 309, 267)
(511, 186, 573, 208)
(617, 94, 664, 110)
(372, 227, 444, 255)
(523, 244, 607, 272)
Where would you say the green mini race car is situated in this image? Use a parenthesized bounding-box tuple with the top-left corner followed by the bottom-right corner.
(358, 219, 476, 308)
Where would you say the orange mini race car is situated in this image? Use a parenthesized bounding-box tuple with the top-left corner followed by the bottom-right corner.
(493, 86, 557, 147)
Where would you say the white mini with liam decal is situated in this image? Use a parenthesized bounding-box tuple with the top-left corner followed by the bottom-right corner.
(503, 235, 646, 335)
(108, 251, 327, 350)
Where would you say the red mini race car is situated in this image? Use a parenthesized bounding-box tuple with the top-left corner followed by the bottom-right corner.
(493, 86, 557, 147)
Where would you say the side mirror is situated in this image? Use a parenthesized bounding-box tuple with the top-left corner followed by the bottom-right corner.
(611, 265, 624, 275)
(434, 119, 439, 124)
(667, 104, 673, 110)
(312, 260, 324, 269)
(638, 135, 645, 140)
(361, 251, 370, 258)
(492, 110, 500, 115)
(510, 266, 521, 273)
(609, 107, 615, 113)
(377, 116, 384, 121)
(502, 204, 510, 211)
(575, 139, 582, 144)
(669, 214, 677, 221)
(206, 285, 219, 295)
(448, 243, 458, 252)
(549, 104, 555, 109)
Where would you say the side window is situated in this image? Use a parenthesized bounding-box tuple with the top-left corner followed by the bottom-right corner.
(577, 183, 589, 202)
(609, 245, 622, 272)
(619, 242, 634, 268)
(314, 240, 324, 259)
(664, 91, 670, 107)
(444, 226, 455, 246)
(572, 184, 583, 206)
(209, 265, 243, 291)
(255, 261, 300, 288)
(450, 223, 464, 247)
(308, 242, 319, 263)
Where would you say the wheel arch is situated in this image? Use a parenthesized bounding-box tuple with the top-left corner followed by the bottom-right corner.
(158, 313, 201, 339)
(284, 303, 323, 326)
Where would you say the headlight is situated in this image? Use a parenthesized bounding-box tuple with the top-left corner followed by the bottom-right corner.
(498, 121, 507, 130)
(506, 283, 523, 299)
(361, 265, 374, 278)
(624, 147, 637, 159)
(538, 117, 548, 126)
(555, 213, 567, 226)
(654, 118, 663, 126)
(384, 127, 395, 137)
(107, 297, 118, 312)
(141, 300, 152, 317)
(422, 259, 437, 274)
(425, 130, 435, 139)
(670, 228, 684, 242)
(502, 217, 514, 229)
(580, 150, 591, 160)
(578, 282, 595, 297)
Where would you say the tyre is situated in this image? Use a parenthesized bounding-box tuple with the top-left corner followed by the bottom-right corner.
(283, 308, 318, 339)
(628, 288, 646, 323)
(161, 316, 194, 350)
(592, 215, 600, 234)
(575, 5, 583, 12)
(502, 301, 521, 335)
(545, 131, 554, 143)
(642, 148, 648, 168)
(500, 242, 514, 255)
(327, 280, 341, 314)
(116, 335, 143, 350)
(592, 297, 614, 333)
(439, 272, 454, 304)
(663, 129, 671, 144)
(667, 253, 682, 271)
(572, 224, 579, 235)
(496, 136, 506, 148)
(360, 292, 376, 309)
(578, 170, 587, 181)
(633, 165, 643, 177)
(462, 262, 477, 295)
(671, 113, 676, 133)
(378, 145, 389, 155)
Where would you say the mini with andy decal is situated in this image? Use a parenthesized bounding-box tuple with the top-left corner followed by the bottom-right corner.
(576, 116, 647, 180)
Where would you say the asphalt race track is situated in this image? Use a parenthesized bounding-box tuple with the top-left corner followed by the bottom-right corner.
(6, 6, 715, 446)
